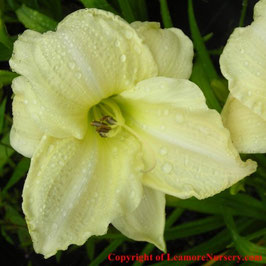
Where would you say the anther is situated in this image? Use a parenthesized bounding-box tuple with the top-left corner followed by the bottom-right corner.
(100, 115, 117, 125)
(90, 116, 117, 137)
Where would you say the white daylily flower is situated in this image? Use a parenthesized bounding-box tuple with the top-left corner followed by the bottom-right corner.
(221, 0, 266, 153)
(9, 8, 256, 258)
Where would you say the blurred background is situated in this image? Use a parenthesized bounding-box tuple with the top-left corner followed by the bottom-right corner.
(0, 0, 265, 265)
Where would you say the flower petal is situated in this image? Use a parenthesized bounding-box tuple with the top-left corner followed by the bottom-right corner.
(10, 92, 43, 158)
(112, 186, 166, 251)
(131, 21, 193, 79)
(9, 9, 157, 139)
(116, 77, 257, 199)
(22, 128, 144, 258)
(222, 94, 266, 153)
(220, 0, 266, 120)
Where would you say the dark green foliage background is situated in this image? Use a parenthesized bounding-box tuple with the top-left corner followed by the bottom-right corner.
(0, 0, 265, 265)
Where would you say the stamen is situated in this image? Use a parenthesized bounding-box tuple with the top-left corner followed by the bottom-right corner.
(90, 99, 124, 138)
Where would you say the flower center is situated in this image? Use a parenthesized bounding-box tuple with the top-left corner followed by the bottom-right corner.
(90, 98, 125, 138)
(90, 97, 156, 172)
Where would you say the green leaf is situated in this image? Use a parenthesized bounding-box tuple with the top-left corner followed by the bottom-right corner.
(42, 0, 62, 20)
(224, 208, 266, 263)
(80, 0, 118, 14)
(86, 237, 95, 260)
(5, 205, 26, 226)
(239, 0, 249, 27)
(0, 0, 4, 13)
(190, 58, 219, 110)
(210, 78, 229, 105)
(0, 133, 14, 169)
(16, 4, 57, 33)
(167, 192, 266, 221)
(0, 97, 7, 133)
(2, 157, 30, 193)
(117, 0, 135, 22)
(55, 251, 62, 263)
(0, 17, 13, 50)
(153, 218, 253, 266)
(188, 0, 221, 112)
(230, 180, 245, 195)
(135, 0, 148, 21)
(0, 43, 12, 61)
(0, 70, 18, 86)
(159, 0, 173, 28)
(165, 208, 184, 228)
(165, 216, 224, 240)
(1, 227, 14, 244)
(90, 239, 124, 266)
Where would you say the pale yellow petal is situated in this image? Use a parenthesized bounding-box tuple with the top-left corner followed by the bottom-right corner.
(10, 93, 43, 158)
(11, 76, 87, 140)
(220, 0, 266, 121)
(9, 9, 157, 139)
(116, 77, 257, 199)
(112, 186, 166, 251)
(22, 128, 144, 258)
(132, 21, 193, 79)
(222, 94, 266, 153)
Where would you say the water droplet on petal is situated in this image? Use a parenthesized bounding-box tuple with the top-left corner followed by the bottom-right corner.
(159, 147, 168, 156)
(125, 30, 133, 39)
(162, 162, 173, 174)
(115, 40, 120, 47)
(134, 45, 141, 54)
(120, 54, 126, 62)
(130, 190, 136, 198)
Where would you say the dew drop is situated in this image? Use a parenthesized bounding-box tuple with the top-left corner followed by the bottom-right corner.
(120, 54, 126, 62)
(159, 147, 168, 156)
(115, 40, 120, 47)
(125, 30, 133, 39)
(130, 190, 136, 198)
(244, 61, 249, 66)
(162, 162, 173, 174)
(175, 114, 184, 123)
(134, 45, 141, 54)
